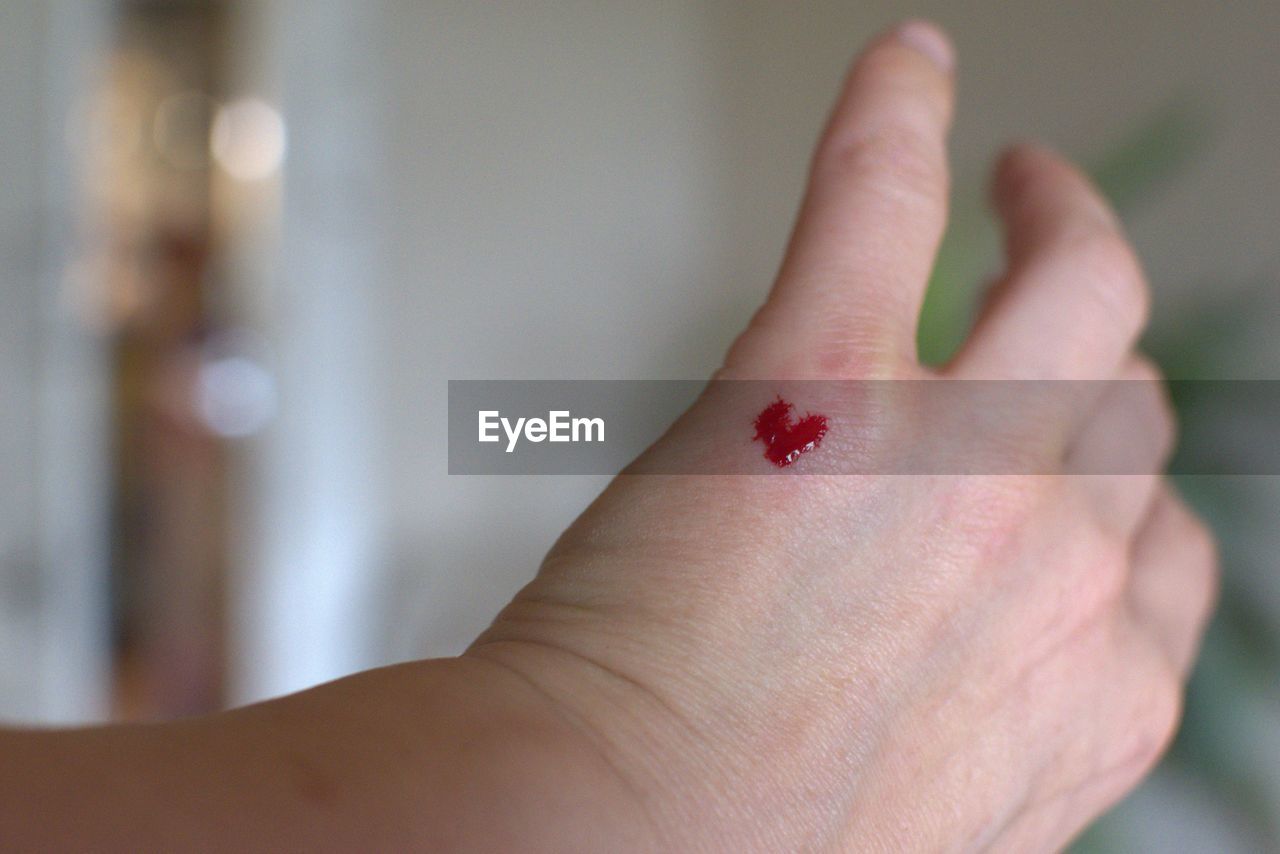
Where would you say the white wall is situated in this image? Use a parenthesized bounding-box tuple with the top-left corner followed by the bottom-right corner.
(0, 0, 110, 724)
(226, 0, 390, 704)
(375, 1, 738, 658)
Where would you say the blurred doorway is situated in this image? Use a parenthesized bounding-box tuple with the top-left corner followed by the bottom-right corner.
(97, 0, 231, 720)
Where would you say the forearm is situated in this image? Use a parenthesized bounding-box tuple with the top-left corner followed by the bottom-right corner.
(0, 657, 653, 852)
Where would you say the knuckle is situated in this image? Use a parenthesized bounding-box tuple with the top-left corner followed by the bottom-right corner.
(1043, 500, 1132, 629)
(1127, 354, 1163, 383)
(817, 124, 947, 211)
(1130, 361, 1178, 461)
(1112, 657, 1184, 779)
(812, 339, 907, 379)
(1184, 512, 1218, 567)
(963, 473, 1047, 531)
(1183, 514, 1222, 616)
(1140, 666, 1185, 765)
(1153, 384, 1178, 458)
(1072, 230, 1151, 334)
(1081, 530, 1131, 611)
(936, 477, 1029, 566)
(1148, 406, 1178, 467)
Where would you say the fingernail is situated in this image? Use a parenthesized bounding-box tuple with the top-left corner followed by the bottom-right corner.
(895, 19, 954, 73)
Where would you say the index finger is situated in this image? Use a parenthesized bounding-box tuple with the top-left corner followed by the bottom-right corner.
(724, 20, 956, 378)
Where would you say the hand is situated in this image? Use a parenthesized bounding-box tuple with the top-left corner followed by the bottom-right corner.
(467, 20, 1218, 851)
(0, 19, 1216, 854)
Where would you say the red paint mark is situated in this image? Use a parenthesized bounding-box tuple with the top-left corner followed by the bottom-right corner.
(752, 397, 829, 467)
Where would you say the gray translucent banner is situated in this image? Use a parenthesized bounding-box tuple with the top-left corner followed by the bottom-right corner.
(448, 380, 1277, 475)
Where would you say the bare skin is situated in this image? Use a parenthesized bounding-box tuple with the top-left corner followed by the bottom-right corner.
(0, 20, 1216, 853)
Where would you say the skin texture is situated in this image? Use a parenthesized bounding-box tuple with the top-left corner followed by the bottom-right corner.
(0, 19, 1217, 853)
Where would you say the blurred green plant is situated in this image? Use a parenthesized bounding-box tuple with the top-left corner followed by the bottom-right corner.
(917, 104, 1280, 851)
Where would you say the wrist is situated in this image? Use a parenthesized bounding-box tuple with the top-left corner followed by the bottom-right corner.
(436, 652, 663, 851)
(465, 624, 778, 851)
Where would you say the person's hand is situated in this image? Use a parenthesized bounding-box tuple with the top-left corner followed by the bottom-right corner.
(1, 18, 1216, 854)
(467, 20, 1218, 851)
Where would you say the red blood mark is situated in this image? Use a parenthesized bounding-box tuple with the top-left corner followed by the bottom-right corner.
(752, 397, 829, 467)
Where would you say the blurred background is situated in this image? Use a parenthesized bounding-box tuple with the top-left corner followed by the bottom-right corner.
(0, 0, 1276, 849)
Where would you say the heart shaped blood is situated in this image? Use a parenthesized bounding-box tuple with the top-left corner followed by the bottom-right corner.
(752, 397, 829, 468)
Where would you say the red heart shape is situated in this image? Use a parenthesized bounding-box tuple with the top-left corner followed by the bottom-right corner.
(752, 398, 829, 468)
